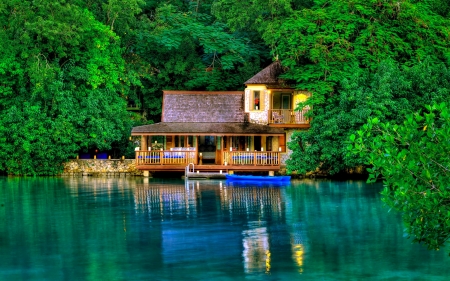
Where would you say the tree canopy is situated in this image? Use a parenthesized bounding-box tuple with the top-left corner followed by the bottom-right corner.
(0, 0, 131, 175)
(0, 0, 264, 175)
(351, 102, 450, 252)
(273, 0, 450, 175)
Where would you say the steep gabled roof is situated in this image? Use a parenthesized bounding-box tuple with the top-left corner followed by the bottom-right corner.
(244, 60, 284, 85)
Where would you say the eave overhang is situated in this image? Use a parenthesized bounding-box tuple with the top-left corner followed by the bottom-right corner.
(131, 122, 285, 136)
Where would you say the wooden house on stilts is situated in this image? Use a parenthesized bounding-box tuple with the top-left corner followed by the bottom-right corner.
(131, 61, 310, 175)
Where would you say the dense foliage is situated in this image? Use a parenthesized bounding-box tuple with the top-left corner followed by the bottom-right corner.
(286, 59, 450, 174)
(275, 0, 450, 175)
(0, 0, 262, 175)
(0, 1, 132, 175)
(351, 102, 450, 251)
(0, 0, 449, 253)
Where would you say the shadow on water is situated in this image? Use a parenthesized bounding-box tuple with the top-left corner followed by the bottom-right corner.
(0, 177, 449, 280)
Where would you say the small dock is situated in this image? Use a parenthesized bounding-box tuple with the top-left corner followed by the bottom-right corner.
(183, 163, 228, 179)
(185, 171, 227, 179)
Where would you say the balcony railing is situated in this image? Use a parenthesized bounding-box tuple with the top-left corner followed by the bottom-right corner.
(269, 109, 310, 124)
(224, 151, 280, 166)
(136, 150, 195, 165)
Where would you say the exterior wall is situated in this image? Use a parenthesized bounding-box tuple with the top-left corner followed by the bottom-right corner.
(62, 159, 143, 176)
(245, 86, 269, 124)
(293, 91, 310, 109)
(272, 136, 279, 151)
(281, 129, 296, 165)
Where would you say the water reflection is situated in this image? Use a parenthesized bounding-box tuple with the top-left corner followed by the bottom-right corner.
(1, 177, 449, 280)
(133, 179, 286, 223)
(242, 222, 270, 274)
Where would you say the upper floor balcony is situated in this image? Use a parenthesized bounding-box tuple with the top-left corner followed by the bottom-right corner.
(268, 109, 310, 128)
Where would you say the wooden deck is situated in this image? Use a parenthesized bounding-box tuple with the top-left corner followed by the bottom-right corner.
(135, 150, 281, 172)
(136, 164, 280, 172)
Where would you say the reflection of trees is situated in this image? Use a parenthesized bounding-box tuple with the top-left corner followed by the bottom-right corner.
(282, 180, 447, 276)
(0, 177, 161, 280)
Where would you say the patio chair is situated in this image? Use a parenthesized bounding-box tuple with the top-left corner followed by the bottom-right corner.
(272, 111, 283, 123)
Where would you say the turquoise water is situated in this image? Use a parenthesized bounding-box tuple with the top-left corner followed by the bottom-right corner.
(0, 177, 449, 280)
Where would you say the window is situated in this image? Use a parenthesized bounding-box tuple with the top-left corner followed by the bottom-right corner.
(254, 91, 260, 110)
(251, 90, 264, 111)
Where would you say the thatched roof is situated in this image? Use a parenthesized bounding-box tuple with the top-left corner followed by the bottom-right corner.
(131, 122, 285, 136)
(244, 61, 285, 85)
(162, 91, 244, 123)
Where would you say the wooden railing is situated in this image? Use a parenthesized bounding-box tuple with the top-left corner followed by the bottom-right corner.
(224, 151, 281, 166)
(135, 150, 196, 165)
(269, 109, 309, 124)
(136, 150, 281, 167)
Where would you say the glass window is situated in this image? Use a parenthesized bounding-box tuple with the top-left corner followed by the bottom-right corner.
(254, 91, 260, 110)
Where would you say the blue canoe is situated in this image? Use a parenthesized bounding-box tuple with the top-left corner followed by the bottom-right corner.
(225, 174, 291, 182)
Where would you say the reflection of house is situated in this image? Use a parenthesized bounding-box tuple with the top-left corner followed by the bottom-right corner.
(220, 183, 284, 217)
(131, 61, 310, 173)
(133, 184, 197, 220)
(242, 225, 271, 274)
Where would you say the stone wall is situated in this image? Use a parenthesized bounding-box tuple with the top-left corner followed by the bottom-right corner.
(61, 159, 143, 177)
(245, 88, 270, 124)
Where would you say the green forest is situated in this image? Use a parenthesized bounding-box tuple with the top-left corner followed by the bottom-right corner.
(1, 0, 449, 250)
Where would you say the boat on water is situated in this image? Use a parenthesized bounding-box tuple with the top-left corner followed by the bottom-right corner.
(225, 174, 291, 182)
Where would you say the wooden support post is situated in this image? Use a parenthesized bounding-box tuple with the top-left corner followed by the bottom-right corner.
(195, 136, 199, 165)
(261, 136, 266, 152)
(269, 171, 274, 177)
(143, 171, 150, 177)
(220, 136, 224, 165)
(141, 135, 147, 152)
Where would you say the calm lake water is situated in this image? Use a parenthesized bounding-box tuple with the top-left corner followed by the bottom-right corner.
(0, 176, 449, 280)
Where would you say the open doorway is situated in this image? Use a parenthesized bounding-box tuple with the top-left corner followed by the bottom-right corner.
(254, 136, 261, 151)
